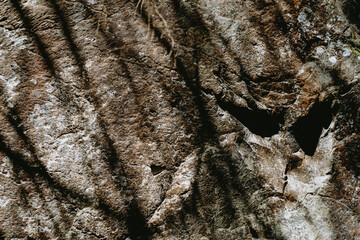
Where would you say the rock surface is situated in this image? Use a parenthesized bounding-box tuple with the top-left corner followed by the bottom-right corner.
(1, 0, 360, 239)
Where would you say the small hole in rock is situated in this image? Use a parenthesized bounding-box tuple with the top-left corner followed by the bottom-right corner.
(216, 96, 283, 137)
(292, 100, 333, 156)
(151, 165, 166, 175)
(249, 227, 259, 238)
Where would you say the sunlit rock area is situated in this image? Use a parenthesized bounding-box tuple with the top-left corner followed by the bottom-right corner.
(1, 0, 360, 239)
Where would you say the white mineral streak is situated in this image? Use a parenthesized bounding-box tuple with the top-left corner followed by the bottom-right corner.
(280, 193, 335, 240)
(66, 207, 117, 238)
(0, 27, 28, 106)
(26, 84, 101, 197)
(285, 131, 335, 200)
(148, 149, 199, 226)
(246, 132, 286, 192)
(22, 0, 42, 7)
(279, 202, 324, 240)
(279, 130, 338, 238)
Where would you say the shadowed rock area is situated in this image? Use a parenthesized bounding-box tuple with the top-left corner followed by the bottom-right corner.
(1, 0, 360, 239)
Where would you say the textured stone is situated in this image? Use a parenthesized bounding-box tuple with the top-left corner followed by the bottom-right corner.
(1, 0, 360, 239)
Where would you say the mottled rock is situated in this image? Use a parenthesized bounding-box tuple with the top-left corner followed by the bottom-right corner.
(1, 0, 360, 239)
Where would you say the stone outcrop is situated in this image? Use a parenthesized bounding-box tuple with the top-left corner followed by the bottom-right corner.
(1, 0, 360, 239)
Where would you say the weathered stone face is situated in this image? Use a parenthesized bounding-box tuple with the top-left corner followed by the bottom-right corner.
(1, 0, 360, 239)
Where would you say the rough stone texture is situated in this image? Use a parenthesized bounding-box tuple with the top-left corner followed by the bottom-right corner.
(1, 0, 360, 239)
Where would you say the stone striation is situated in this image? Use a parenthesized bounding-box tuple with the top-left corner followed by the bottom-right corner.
(0, 0, 360, 239)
